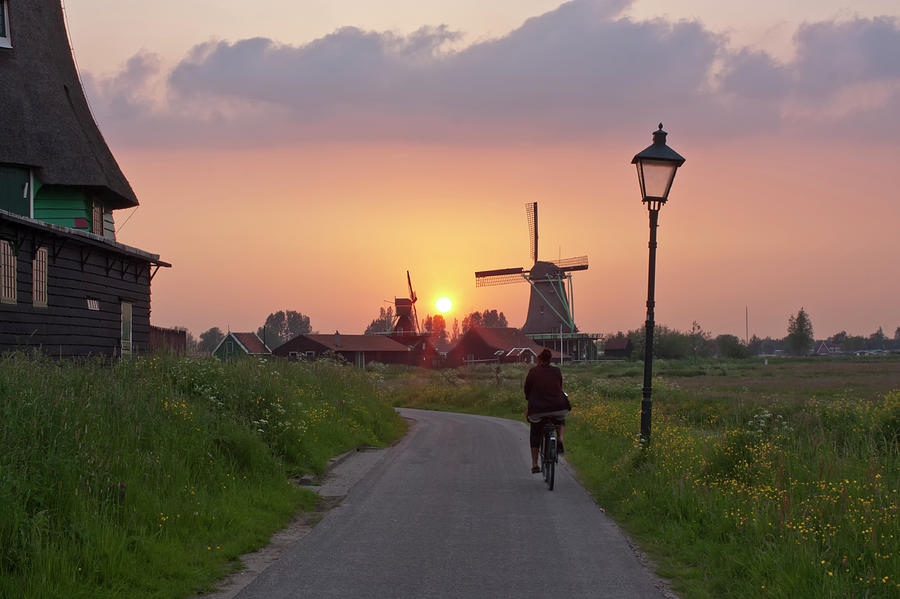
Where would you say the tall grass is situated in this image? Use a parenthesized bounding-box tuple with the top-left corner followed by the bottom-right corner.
(0, 352, 404, 599)
(393, 358, 900, 598)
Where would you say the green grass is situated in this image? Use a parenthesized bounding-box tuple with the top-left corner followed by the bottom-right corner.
(393, 357, 900, 598)
(0, 352, 405, 599)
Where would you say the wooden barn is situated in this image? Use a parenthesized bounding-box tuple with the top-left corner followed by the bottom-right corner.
(602, 337, 633, 358)
(388, 331, 439, 368)
(214, 332, 271, 360)
(273, 332, 411, 368)
(0, 0, 169, 357)
(445, 327, 558, 367)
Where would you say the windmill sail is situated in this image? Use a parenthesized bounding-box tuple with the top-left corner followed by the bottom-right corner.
(475, 267, 526, 287)
(552, 256, 588, 271)
(526, 202, 538, 263)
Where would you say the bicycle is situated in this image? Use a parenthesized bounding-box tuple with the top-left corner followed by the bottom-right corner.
(538, 418, 561, 491)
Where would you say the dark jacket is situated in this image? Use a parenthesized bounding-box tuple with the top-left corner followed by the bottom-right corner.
(524, 364, 569, 414)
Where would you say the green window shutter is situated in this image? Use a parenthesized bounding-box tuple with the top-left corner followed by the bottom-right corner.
(0, 165, 30, 216)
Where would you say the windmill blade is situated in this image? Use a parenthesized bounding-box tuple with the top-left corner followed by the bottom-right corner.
(553, 255, 589, 272)
(407, 270, 417, 302)
(526, 202, 538, 262)
(475, 267, 528, 287)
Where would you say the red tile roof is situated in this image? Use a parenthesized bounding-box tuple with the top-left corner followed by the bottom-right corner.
(306, 334, 410, 353)
(470, 327, 560, 357)
(232, 332, 271, 354)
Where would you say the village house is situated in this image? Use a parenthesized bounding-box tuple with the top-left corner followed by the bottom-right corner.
(0, 0, 169, 357)
(445, 326, 559, 367)
(273, 332, 412, 368)
(214, 332, 271, 360)
(602, 337, 633, 358)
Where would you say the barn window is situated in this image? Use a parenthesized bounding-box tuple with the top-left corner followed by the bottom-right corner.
(1, 240, 15, 304)
(121, 301, 133, 356)
(305, 351, 315, 360)
(92, 203, 103, 235)
(86, 298, 100, 310)
(0, 1, 11, 49)
(32, 247, 48, 307)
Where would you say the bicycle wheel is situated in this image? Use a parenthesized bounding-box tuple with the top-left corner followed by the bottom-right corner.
(546, 436, 556, 490)
(540, 438, 549, 482)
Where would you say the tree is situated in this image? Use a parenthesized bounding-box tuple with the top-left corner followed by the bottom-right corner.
(868, 326, 886, 350)
(786, 308, 814, 355)
(198, 327, 224, 354)
(431, 314, 448, 343)
(451, 318, 460, 343)
(460, 309, 508, 335)
(173, 326, 198, 353)
(716, 334, 750, 359)
(895, 326, 900, 341)
(364, 306, 393, 334)
(689, 321, 713, 359)
(258, 310, 312, 348)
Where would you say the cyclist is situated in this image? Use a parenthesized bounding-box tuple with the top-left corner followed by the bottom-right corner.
(524, 348, 571, 473)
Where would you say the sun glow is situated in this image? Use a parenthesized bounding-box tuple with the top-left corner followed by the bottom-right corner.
(435, 297, 452, 313)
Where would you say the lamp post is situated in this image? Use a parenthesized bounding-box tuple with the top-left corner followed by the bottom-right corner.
(632, 123, 685, 443)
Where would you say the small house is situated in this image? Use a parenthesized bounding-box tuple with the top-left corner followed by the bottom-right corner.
(214, 332, 271, 360)
(273, 332, 411, 368)
(603, 337, 633, 358)
(445, 327, 556, 367)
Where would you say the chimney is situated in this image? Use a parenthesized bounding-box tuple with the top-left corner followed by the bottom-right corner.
(334, 330, 341, 347)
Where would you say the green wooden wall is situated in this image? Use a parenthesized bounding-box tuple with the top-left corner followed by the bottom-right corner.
(214, 335, 247, 360)
(33, 186, 90, 230)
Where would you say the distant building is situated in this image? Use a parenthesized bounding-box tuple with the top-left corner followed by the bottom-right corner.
(445, 327, 558, 367)
(273, 332, 411, 368)
(0, 0, 169, 357)
(214, 332, 271, 360)
(603, 337, 633, 358)
(388, 331, 440, 368)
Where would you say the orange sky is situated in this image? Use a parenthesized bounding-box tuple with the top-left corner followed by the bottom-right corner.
(114, 134, 900, 340)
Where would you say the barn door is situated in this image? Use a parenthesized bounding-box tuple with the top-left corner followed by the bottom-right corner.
(121, 301, 133, 356)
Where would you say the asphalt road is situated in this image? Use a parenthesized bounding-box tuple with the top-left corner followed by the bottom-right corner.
(235, 408, 672, 599)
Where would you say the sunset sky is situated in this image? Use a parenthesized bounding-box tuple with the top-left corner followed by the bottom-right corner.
(63, 0, 900, 341)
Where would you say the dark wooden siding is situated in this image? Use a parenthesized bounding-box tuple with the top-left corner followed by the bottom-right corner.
(0, 220, 152, 357)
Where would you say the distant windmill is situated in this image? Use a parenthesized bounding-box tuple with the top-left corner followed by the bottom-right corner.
(475, 202, 588, 334)
(392, 270, 419, 334)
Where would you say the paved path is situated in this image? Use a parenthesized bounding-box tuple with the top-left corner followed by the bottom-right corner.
(235, 409, 673, 598)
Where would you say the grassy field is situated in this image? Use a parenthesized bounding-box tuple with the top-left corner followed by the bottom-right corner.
(393, 357, 900, 598)
(0, 353, 404, 599)
(2, 353, 896, 598)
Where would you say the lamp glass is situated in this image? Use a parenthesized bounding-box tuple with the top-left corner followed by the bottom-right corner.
(637, 159, 678, 200)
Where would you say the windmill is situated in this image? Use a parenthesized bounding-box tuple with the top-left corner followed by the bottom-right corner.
(475, 202, 588, 335)
(392, 270, 419, 334)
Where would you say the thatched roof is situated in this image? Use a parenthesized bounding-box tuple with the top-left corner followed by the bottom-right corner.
(0, 0, 138, 208)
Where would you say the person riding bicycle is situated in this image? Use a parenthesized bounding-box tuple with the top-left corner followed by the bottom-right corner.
(524, 348, 571, 474)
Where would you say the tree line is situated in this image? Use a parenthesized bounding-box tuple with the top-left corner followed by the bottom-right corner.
(180, 306, 897, 359)
(606, 308, 900, 360)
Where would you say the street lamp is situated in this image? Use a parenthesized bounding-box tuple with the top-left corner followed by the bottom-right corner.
(632, 123, 685, 443)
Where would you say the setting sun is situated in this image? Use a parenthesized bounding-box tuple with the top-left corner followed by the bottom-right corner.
(435, 297, 452, 313)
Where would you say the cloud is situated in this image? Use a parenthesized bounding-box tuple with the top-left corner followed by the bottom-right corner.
(82, 51, 161, 120)
(81, 1, 900, 147)
(792, 17, 900, 97)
